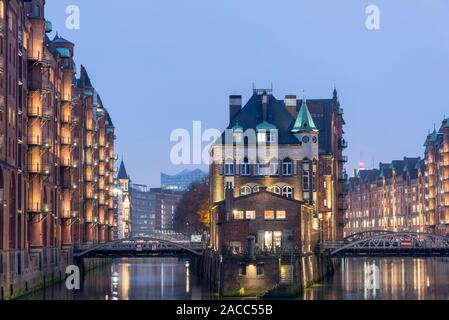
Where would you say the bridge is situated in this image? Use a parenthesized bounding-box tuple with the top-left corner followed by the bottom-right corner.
(324, 231, 449, 257)
(74, 236, 206, 259)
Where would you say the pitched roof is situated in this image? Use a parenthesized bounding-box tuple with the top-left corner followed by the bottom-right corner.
(117, 160, 129, 180)
(219, 93, 300, 145)
(291, 99, 318, 133)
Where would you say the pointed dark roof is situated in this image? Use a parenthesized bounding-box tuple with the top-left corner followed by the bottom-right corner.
(291, 99, 318, 133)
(78, 65, 93, 89)
(117, 161, 129, 180)
(52, 33, 73, 45)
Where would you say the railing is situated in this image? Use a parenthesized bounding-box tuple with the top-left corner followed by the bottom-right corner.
(27, 203, 51, 213)
(28, 136, 42, 146)
(27, 163, 51, 175)
(338, 139, 348, 149)
(339, 155, 348, 163)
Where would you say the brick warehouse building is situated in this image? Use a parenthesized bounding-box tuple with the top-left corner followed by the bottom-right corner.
(345, 118, 449, 236)
(207, 88, 346, 296)
(0, 0, 116, 299)
(210, 88, 347, 243)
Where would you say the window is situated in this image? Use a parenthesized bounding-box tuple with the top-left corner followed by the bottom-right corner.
(257, 264, 264, 276)
(254, 161, 263, 176)
(303, 171, 310, 191)
(253, 186, 260, 193)
(264, 210, 275, 220)
(276, 210, 286, 220)
(257, 132, 266, 143)
(224, 160, 234, 176)
(233, 132, 243, 144)
(230, 242, 242, 255)
(282, 158, 292, 176)
(282, 186, 293, 199)
(245, 210, 256, 220)
(241, 159, 250, 176)
(270, 186, 281, 195)
(238, 263, 247, 276)
(241, 186, 252, 196)
(269, 160, 279, 176)
(233, 210, 244, 220)
(267, 130, 277, 143)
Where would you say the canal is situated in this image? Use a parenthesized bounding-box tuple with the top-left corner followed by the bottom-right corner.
(21, 257, 449, 300)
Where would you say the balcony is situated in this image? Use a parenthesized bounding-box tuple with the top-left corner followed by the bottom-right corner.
(28, 136, 42, 146)
(27, 163, 51, 175)
(61, 115, 71, 124)
(28, 203, 51, 214)
(60, 158, 72, 167)
(60, 136, 72, 145)
(338, 139, 348, 149)
(339, 155, 348, 163)
(28, 79, 54, 94)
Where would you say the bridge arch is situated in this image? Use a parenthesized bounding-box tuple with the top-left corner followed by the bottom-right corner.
(343, 230, 397, 242)
(331, 232, 449, 256)
(75, 237, 204, 258)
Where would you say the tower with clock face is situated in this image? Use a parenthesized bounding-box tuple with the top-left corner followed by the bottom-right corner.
(291, 99, 319, 161)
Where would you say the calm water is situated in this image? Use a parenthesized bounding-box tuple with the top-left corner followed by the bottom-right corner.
(22, 257, 449, 300)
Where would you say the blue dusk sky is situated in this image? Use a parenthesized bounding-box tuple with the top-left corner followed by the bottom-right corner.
(46, 0, 449, 186)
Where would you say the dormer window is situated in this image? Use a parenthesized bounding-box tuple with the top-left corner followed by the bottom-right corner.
(257, 131, 266, 143)
(233, 131, 243, 144)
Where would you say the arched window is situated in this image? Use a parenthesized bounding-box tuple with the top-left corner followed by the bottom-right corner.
(270, 186, 281, 195)
(253, 186, 260, 193)
(282, 186, 293, 199)
(283, 158, 292, 176)
(241, 186, 252, 196)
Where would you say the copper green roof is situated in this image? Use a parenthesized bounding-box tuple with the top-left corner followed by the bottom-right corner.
(291, 99, 318, 133)
(256, 121, 277, 131)
(232, 122, 244, 131)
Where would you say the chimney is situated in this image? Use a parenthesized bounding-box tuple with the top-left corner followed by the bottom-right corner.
(285, 95, 297, 118)
(262, 93, 269, 121)
(224, 186, 234, 221)
(229, 95, 242, 122)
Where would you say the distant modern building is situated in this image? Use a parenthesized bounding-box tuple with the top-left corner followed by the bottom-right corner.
(130, 184, 156, 237)
(161, 169, 207, 191)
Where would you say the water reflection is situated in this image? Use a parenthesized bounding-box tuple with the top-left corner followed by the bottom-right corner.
(22, 257, 213, 300)
(21, 257, 449, 300)
(303, 257, 449, 300)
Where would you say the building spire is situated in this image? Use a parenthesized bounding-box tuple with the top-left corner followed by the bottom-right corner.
(291, 95, 318, 133)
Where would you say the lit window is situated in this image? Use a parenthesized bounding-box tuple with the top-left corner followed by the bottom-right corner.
(276, 210, 286, 220)
(257, 132, 266, 143)
(233, 210, 244, 220)
(264, 210, 275, 220)
(270, 186, 281, 195)
(245, 210, 256, 220)
(241, 186, 252, 196)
